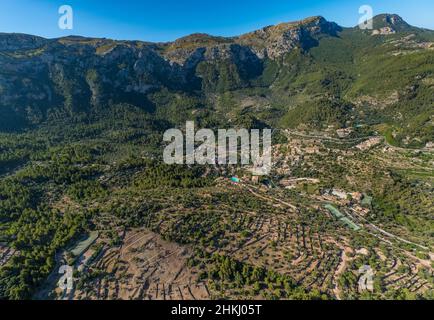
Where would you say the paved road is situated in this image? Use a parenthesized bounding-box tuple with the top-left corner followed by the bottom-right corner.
(283, 129, 433, 152)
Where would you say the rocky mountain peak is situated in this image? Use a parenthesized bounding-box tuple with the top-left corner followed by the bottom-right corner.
(372, 14, 412, 32)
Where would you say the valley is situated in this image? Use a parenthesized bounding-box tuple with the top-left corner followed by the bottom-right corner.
(0, 12, 433, 301)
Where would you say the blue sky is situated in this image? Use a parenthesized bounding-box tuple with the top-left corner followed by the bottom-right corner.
(0, 0, 433, 42)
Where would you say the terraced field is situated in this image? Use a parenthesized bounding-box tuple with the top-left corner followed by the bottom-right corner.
(41, 169, 432, 300)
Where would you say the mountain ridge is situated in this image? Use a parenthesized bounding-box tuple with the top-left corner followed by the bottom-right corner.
(0, 13, 433, 147)
(1, 14, 427, 47)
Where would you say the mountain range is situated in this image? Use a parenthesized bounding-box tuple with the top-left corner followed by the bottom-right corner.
(0, 14, 433, 147)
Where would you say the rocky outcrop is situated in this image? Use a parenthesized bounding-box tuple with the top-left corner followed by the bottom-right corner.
(163, 16, 341, 63)
(237, 16, 341, 59)
(372, 27, 396, 36)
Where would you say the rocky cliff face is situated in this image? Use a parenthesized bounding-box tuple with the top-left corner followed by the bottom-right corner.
(162, 16, 341, 63)
(0, 16, 338, 127)
(237, 16, 341, 59)
(372, 14, 413, 32)
(0, 36, 189, 122)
